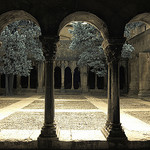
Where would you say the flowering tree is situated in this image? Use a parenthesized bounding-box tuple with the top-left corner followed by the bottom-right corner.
(0, 20, 44, 95)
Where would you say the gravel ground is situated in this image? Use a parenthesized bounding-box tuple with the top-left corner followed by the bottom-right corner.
(55, 112, 106, 130)
(23, 100, 97, 109)
(39, 94, 87, 100)
(120, 99, 150, 109)
(55, 101, 97, 109)
(0, 112, 44, 130)
(23, 100, 44, 109)
(0, 111, 106, 130)
(0, 94, 150, 140)
(55, 94, 87, 99)
(0, 100, 19, 109)
(126, 111, 150, 124)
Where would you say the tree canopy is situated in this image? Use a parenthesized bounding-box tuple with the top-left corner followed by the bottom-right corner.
(69, 22, 106, 77)
(68, 21, 142, 76)
(0, 20, 44, 76)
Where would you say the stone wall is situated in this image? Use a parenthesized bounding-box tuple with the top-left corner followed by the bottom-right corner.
(128, 29, 150, 95)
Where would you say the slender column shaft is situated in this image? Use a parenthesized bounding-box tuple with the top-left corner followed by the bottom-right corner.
(111, 61, 120, 124)
(107, 63, 111, 123)
(45, 59, 54, 124)
(37, 62, 44, 93)
(61, 66, 64, 89)
(71, 68, 74, 89)
(28, 75, 30, 89)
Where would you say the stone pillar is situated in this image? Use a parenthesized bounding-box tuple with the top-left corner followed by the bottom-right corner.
(124, 59, 129, 94)
(28, 75, 30, 89)
(71, 67, 74, 90)
(37, 62, 44, 93)
(61, 63, 65, 92)
(38, 35, 59, 149)
(104, 74, 107, 90)
(138, 52, 150, 97)
(101, 38, 127, 142)
(80, 66, 88, 92)
(95, 74, 98, 90)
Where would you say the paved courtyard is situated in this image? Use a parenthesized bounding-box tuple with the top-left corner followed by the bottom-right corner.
(0, 94, 150, 142)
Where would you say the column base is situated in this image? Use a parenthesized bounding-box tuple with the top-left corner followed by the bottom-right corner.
(101, 122, 128, 142)
(38, 123, 59, 149)
(138, 90, 150, 97)
(37, 87, 44, 93)
(61, 88, 65, 93)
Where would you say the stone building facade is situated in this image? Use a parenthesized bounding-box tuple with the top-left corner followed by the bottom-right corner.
(128, 24, 150, 97)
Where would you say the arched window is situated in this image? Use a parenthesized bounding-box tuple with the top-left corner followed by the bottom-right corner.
(88, 68, 95, 89)
(120, 66, 125, 90)
(54, 66, 61, 89)
(13, 75, 17, 89)
(64, 67, 72, 89)
(30, 66, 38, 89)
(21, 76, 28, 88)
(97, 76, 104, 89)
(1, 74, 5, 88)
(73, 67, 80, 89)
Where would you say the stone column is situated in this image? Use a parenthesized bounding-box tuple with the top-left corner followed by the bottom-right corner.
(38, 35, 59, 148)
(71, 67, 74, 90)
(28, 75, 30, 89)
(101, 38, 127, 142)
(104, 73, 107, 90)
(124, 59, 129, 94)
(37, 62, 44, 93)
(61, 63, 65, 92)
(95, 74, 98, 90)
(80, 66, 88, 92)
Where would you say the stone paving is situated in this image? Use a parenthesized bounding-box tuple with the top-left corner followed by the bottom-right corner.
(0, 94, 150, 142)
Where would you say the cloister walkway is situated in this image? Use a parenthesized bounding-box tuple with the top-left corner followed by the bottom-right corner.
(0, 94, 150, 149)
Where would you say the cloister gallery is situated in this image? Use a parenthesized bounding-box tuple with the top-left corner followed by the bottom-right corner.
(0, 0, 150, 149)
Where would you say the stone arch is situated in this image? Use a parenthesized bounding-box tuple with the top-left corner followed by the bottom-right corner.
(54, 66, 61, 89)
(30, 66, 38, 89)
(64, 67, 72, 89)
(88, 68, 95, 89)
(58, 11, 109, 40)
(128, 13, 150, 26)
(1, 74, 5, 88)
(97, 76, 104, 89)
(21, 76, 28, 88)
(0, 10, 40, 33)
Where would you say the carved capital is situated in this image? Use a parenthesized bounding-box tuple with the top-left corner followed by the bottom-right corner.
(103, 38, 126, 63)
(40, 35, 59, 60)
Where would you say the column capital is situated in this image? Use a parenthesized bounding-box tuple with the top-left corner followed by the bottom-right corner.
(40, 35, 59, 60)
(102, 38, 126, 63)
